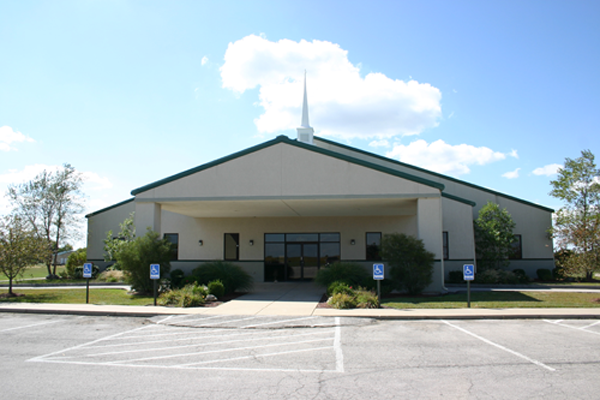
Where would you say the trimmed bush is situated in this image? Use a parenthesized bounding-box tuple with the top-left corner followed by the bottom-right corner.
(537, 268, 553, 281)
(192, 261, 253, 294)
(73, 264, 99, 279)
(158, 283, 207, 307)
(355, 289, 379, 309)
(512, 269, 529, 284)
(207, 280, 225, 299)
(381, 233, 435, 295)
(315, 262, 370, 288)
(474, 269, 520, 284)
(327, 293, 357, 309)
(96, 270, 124, 283)
(170, 269, 185, 289)
(327, 281, 355, 296)
(447, 270, 463, 284)
(66, 248, 87, 278)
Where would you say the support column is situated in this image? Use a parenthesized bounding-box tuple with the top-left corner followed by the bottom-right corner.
(134, 202, 162, 234)
(417, 196, 444, 292)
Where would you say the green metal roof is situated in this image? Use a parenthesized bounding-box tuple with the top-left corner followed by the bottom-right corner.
(314, 136, 554, 213)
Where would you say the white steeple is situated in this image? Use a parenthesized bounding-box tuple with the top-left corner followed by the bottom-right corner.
(297, 71, 314, 144)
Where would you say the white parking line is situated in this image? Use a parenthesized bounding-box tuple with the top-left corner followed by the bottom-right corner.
(442, 320, 555, 372)
(544, 319, 600, 336)
(239, 316, 318, 328)
(0, 319, 63, 333)
(334, 317, 344, 372)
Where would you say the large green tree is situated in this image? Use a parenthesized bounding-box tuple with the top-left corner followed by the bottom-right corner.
(103, 213, 136, 269)
(549, 150, 600, 280)
(116, 229, 173, 294)
(0, 215, 45, 296)
(380, 233, 435, 295)
(474, 202, 516, 271)
(7, 164, 84, 278)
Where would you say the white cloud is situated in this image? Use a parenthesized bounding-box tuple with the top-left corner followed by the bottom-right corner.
(201, 56, 209, 66)
(220, 35, 442, 140)
(368, 139, 389, 148)
(81, 171, 113, 190)
(386, 139, 507, 176)
(502, 168, 520, 179)
(0, 126, 35, 151)
(509, 149, 518, 159)
(532, 163, 562, 176)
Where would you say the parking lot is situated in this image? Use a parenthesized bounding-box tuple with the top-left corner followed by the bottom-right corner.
(2, 313, 600, 399)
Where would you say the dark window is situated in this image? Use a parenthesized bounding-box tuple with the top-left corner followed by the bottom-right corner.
(443, 231, 449, 260)
(509, 234, 522, 259)
(224, 233, 239, 260)
(163, 233, 179, 261)
(366, 232, 382, 261)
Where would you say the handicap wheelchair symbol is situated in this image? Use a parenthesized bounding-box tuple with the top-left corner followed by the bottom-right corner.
(374, 265, 383, 275)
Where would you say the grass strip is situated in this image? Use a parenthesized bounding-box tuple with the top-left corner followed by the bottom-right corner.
(0, 289, 153, 306)
(382, 291, 600, 309)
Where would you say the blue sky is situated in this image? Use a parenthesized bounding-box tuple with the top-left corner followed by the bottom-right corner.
(1, 0, 599, 248)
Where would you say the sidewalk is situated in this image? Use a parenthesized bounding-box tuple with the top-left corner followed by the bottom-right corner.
(2, 281, 600, 319)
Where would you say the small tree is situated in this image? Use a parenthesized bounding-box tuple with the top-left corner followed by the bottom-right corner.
(65, 248, 87, 278)
(103, 213, 135, 269)
(7, 164, 84, 278)
(380, 233, 435, 295)
(0, 215, 45, 296)
(474, 202, 516, 271)
(116, 229, 173, 294)
(549, 150, 600, 280)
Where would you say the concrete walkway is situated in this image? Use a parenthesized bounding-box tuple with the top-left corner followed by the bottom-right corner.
(2, 281, 600, 319)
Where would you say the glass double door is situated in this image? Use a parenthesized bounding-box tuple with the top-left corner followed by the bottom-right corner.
(286, 243, 319, 281)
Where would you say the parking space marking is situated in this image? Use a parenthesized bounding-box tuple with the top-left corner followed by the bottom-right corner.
(28, 316, 344, 373)
(544, 319, 600, 336)
(442, 320, 555, 371)
(0, 319, 64, 333)
(239, 316, 318, 328)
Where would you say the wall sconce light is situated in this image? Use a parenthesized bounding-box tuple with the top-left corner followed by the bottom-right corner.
(249, 240, 254, 246)
(350, 239, 356, 245)
(198, 240, 203, 246)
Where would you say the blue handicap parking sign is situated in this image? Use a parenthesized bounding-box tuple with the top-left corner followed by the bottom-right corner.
(463, 264, 475, 281)
(83, 263, 93, 279)
(150, 264, 160, 280)
(373, 264, 384, 280)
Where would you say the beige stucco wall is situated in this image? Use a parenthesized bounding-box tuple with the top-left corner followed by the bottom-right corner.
(135, 143, 440, 201)
(442, 197, 476, 261)
(161, 211, 418, 262)
(86, 200, 135, 264)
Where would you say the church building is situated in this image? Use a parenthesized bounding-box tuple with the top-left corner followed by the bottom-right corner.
(86, 79, 554, 292)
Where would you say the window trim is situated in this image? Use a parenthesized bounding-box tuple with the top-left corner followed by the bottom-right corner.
(163, 233, 179, 261)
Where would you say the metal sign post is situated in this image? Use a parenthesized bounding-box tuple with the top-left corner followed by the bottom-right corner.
(83, 263, 93, 304)
(373, 264, 384, 304)
(463, 264, 475, 308)
(150, 264, 160, 306)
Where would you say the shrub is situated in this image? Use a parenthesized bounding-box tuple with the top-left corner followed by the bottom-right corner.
(355, 289, 379, 309)
(553, 266, 565, 281)
(447, 270, 463, 284)
(474, 269, 521, 284)
(96, 270, 124, 283)
(207, 280, 225, 299)
(66, 248, 87, 278)
(192, 261, 253, 294)
(314, 262, 370, 288)
(537, 268, 553, 281)
(73, 264, 99, 279)
(170, 269, 185, 289)
(115, 229, 173, 294)
(327, 293, 357, 309)
(158, 283, 207, 307)
(327, 281, 355, 296)
(381, 233, 434, 295)
(512, 269, 529, 284)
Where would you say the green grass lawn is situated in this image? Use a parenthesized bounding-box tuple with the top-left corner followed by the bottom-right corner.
(0, 288, 154, 306)
(382, 291, 600, 309)
(0, 264, 66, 282)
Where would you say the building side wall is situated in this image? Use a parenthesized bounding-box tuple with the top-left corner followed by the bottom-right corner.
(86, 201, 135, 265)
